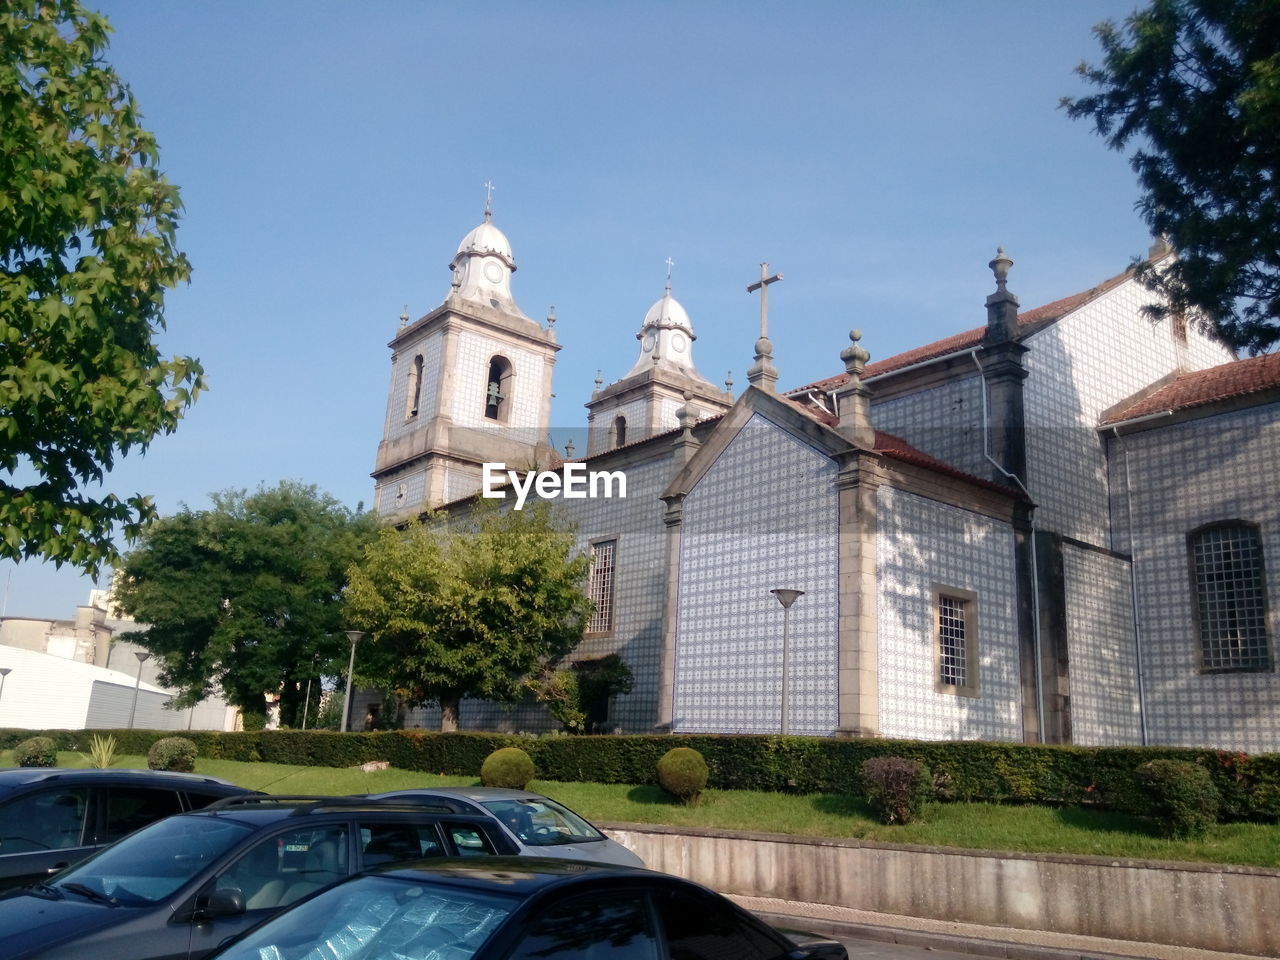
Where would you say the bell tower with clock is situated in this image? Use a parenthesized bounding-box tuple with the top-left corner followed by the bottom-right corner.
(585, 279, 732, 456)
(372, 208, 559, 517)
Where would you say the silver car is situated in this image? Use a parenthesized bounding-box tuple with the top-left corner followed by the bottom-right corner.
(364, 786, 644, 866)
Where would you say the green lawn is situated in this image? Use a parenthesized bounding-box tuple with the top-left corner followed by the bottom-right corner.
(9, 751, 1278, 869)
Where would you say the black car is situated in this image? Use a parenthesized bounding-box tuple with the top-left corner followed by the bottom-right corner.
(0, 767, 252, 891)
(210, 857, 850, 960)
(0, 795, 519, 960)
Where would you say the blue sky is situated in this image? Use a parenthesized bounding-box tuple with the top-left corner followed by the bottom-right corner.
(5, 0, 1150, 618)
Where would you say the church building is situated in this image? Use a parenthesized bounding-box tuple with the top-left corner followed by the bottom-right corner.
(369, 214, 1280, 754)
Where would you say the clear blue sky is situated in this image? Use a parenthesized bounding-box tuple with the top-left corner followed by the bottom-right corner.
(5, 0, 1150, 618)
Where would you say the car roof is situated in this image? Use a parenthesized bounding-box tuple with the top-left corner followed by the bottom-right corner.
(373, 786, 540, 803)
(0, 767, 247, 793)
(371, 856, 660, 896)
(184, 795, 498, 825)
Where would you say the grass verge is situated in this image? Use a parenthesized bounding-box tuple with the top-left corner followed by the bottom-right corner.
(5, 751, 1276, 869)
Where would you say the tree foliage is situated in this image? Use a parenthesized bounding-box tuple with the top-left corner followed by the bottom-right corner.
(345, 503, 593, 732)
(1064, 0, 1280, 353)
(0, 1, 204, 574)
(112, 482, 377, 724)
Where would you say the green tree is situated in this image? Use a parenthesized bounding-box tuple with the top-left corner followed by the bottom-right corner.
(1, 1, 204, 575)
(112, 482, 377, 726)
(345, 503, 593, 732)
(1064, 0, 1280, 354)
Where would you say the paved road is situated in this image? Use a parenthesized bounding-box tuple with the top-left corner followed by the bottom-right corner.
(837, 935, 973, 960)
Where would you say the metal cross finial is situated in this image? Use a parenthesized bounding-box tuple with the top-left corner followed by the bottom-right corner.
(484, 180, 495, 220)
(746, 262, 783, 339)
(665, 257, 674, 291)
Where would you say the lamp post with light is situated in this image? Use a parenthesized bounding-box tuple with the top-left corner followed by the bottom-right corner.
(0, 667, 11, 713)
(128, 651, 151, 728)
(301, 653, 320, 731)
(340, 631, 364, 732)
(769, 589, 805, 735)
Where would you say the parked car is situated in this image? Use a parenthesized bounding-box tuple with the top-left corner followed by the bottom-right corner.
(0, 767, 253, 891)
(209, 856, 850, 960)
(0, 795, 519, 960)
(364, 786, 645, 866)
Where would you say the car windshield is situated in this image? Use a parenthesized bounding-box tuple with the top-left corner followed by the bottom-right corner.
(53, 815, 255, 905)
(481, 798, 604, 846)
(212, 875, 516, 960)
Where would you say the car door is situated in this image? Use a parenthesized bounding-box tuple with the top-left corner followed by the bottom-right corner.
(504, 890, 660, 960)
(93, 783, 185, 845)
(184, 822, 351, 960)
(0, 783, 93, 889)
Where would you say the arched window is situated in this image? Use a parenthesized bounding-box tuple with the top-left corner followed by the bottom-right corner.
(405, 355, 423, 418)
(1189, 521, 1272, 672)
(610, 415, 627, 449)
(484, 356, 513, 422)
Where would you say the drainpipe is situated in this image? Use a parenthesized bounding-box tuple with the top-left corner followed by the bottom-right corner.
(1112, 426, 1150, 746)
(971, 350, 1045, 742)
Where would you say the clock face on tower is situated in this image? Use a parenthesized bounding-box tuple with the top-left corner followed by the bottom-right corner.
(483, 261, 503, 284)
(641, 332, 656, 352)
(671, 332, 687, 353)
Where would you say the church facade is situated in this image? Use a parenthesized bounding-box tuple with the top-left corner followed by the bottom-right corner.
(369, 217, 1280, 754)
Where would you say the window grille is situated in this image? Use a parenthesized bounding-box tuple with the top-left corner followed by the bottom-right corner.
(587, 540, 616, 634)
(938, 595, 968, 687)
(1191, 523, 1271, 671)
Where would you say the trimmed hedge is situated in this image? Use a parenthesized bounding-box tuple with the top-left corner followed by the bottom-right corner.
(2, 727, 1276, 821)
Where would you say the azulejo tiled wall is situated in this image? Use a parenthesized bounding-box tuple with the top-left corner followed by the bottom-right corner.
(876, 486, 1022, 741)
(873, 375, 988, 481)
(673, 414, 839, 735)
(1117, 404, 1280, 752)
(1062, 545, 1143, 746)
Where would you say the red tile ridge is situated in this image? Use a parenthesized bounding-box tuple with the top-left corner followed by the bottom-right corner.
(1102, 352, 1280, 425)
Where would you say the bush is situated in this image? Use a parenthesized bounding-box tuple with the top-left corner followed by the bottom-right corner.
(13, 736, 57, 768)
(657, 747, 708, 804)
(862, 756, 932, 824)
(1135, 759, 1220, 839)
(481, 747, 535, 789)
(148, 736, 198, 772)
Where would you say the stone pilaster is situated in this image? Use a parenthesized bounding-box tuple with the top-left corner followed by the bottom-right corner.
(835, 451, 885, 736)
(655, 495, 685, 732)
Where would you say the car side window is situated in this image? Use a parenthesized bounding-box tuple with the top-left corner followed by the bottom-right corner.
(654, 888, 787, 960)
(100, 786, 184, 843)
(0, 787, 90, 853)
(359, 821, 443, 866)
(447, 823, 497, 857)
(184, 790, 235, 810)
(508, 892, 657, 960)
(216, 825, 349, 911)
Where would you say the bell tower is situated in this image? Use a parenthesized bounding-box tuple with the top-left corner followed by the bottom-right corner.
(372, 211, 559, 516)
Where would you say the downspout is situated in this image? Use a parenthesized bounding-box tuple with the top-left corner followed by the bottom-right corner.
(1112, 426, 1150, 746)
(971, 349, 1045, 742)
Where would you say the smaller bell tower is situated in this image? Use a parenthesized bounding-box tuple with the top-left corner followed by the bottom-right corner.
(372, 209, 559, 516)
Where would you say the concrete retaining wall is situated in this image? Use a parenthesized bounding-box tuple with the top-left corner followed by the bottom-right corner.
(603, 824, 1280, 957)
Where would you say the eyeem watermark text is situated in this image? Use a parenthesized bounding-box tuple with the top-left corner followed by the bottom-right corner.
(482, 463, 627, 510)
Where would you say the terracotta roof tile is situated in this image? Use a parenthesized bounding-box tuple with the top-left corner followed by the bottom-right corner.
(790, 267, 1135, 395)
(1102, 352, 1280, 424)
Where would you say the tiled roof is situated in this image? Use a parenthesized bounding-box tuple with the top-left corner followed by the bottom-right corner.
(791, 267, 1135, 395)
(1102, 352, 1280, 425)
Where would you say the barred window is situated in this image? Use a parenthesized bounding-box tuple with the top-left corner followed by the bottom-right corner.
(586, 540, 616, 635)
(933, 586, 978, 696)
(1190, 522, 1272, 672)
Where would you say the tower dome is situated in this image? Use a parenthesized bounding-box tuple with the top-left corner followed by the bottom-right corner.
(447, 214, 527, 318)
(625, 286, 699, 377)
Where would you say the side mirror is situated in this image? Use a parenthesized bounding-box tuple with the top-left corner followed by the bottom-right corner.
(197, 888, 246, 920)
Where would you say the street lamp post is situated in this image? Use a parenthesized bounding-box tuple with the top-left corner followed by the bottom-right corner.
(340, 631, 364, 732)
(128, 651, 151, 729)
(0, 667, 11, 713)
(301, 653, 319, 731)
(769, 589, 805, 736)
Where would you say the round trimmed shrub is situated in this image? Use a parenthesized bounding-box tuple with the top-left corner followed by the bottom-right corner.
(481, 747, 535, 789)
(13, 736, 57, 768)
(656, 747, 708, 804)
(862, 756, 932, 825)
(148, 736, 198, 773)
(1135, 759, 1219, 840)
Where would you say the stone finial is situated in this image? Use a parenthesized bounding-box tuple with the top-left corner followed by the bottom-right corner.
(399, 304, 409, 328)
(547, 305, 557, 329)
(989, 247, 1013, 290)
(747, 335, 778, 392)
(564, 438, 575, 459)
(724, 371, 734, 397)
(677, 389, 699, 433)
(592, 370, 604, 397)
(985, 246, 1020, 343)
(840, 329, 870, 380)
